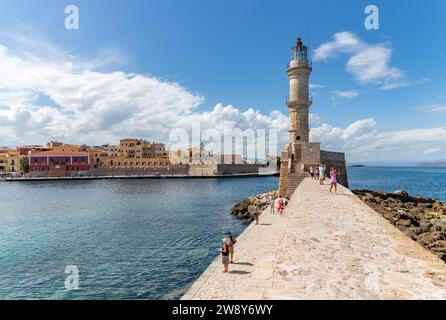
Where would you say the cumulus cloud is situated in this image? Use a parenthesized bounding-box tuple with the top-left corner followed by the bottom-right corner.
(314, 32, 425, 90)
(311, 118, 377, 151)
(0, 44, 204, 144)
(310, 119, 446, 161)
(313, 32, 362, 61)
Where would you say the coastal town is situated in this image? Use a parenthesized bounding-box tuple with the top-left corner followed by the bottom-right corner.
(0, 139, 273, 179)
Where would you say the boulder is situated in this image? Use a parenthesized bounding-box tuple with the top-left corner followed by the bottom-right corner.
(396, 219, 412, 228)
(417, 203, 433, 209)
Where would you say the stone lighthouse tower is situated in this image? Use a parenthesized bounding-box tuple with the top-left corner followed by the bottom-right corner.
(286, 38, 312, 154)
(278, 37, 348, 198)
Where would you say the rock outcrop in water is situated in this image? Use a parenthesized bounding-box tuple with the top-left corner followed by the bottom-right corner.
(230, 191, 276, 225)
(354, 189, 446, 262)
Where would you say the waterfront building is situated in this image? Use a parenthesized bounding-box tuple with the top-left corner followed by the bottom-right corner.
(6, 154, 24, 172)
(117, 138, 167, 159)
(170, 144, 244, 166)
(104, 145, 118, 157)
(278, 38, 347, 197)
(0, 150, 26, 173)
(29, 151, 90, 177)
(89, 149, 108, 168)
(0, 153, 8, 172)
(169, 145, 257, 176)
(90, 138, 171, 169)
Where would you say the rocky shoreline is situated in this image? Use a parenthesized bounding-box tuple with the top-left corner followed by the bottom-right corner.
(354, 190, 446, 262)
(230, 191, 276, 225)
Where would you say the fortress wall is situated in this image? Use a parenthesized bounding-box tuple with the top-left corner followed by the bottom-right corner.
(301, 142, 321, 170)
(320, 150, 348, 187)
(90, 165, 190, 176)
(217, 164, 260, 175)
(188, 164, 217, 176)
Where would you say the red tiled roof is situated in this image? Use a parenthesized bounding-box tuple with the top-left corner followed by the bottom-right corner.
(30, 151, 90, 156)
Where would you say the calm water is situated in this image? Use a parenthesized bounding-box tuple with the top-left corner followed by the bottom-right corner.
(0, 177, 278, 299)
(1, 167, 445, 300)
(348, 166, 446, 201)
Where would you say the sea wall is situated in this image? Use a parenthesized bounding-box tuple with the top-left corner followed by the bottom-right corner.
(217, 164, 260, 175)
(188, 164, 216, 176)
(354, 189, 446, 262)
(89, 166, 190, 176)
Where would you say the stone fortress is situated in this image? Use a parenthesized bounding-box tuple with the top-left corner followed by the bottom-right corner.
(278, 38, 348, 197)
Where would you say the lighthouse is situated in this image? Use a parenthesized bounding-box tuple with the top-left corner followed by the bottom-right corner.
(286, 37, 312, 155)
(278, 37, 347, 198)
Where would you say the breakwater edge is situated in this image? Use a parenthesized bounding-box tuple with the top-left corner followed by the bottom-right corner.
(230, 187, 446, 264)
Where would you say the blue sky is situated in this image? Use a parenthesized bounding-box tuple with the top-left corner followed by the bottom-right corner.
(0, 0, 445, 162)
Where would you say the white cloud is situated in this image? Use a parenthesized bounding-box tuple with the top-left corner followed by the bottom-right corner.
(311, 119, 446, 161)
(314, 32, 425, 90)
(331, 90, 358, 99)
(311, 118, 377, 151)
(313, 32, 363, 61)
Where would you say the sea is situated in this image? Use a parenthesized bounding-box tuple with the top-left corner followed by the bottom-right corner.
(0, 166, 445, 299)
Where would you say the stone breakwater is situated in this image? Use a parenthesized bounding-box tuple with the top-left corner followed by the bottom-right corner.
(183, 178, 446, 300)
(230, 191, 276, 225)
(354, 190, 446, 262)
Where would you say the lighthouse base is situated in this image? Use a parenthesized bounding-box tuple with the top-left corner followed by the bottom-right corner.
(278, 142, 348, 198)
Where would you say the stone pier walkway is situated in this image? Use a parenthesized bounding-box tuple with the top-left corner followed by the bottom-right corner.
(182, 178, 446, 300)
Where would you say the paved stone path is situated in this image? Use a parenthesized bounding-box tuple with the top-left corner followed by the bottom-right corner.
(182, 178, 446, 300)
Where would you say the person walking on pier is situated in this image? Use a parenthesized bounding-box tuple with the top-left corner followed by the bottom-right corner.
(310, 166, 314, 178)
(314, 166, 320, 181)
(270, 194, 276, 214)
(253, 210, 260, 225)
(226, 232, 237, 264)
(319, 164, 326, 185)
(278, 198, 285, 215)
(221, 239, 230, 273)
(329, 167, 338, 195)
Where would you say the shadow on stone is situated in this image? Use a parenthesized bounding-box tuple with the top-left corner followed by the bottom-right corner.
(229, 270, 251, 275)
(232, 262, 254, 266)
